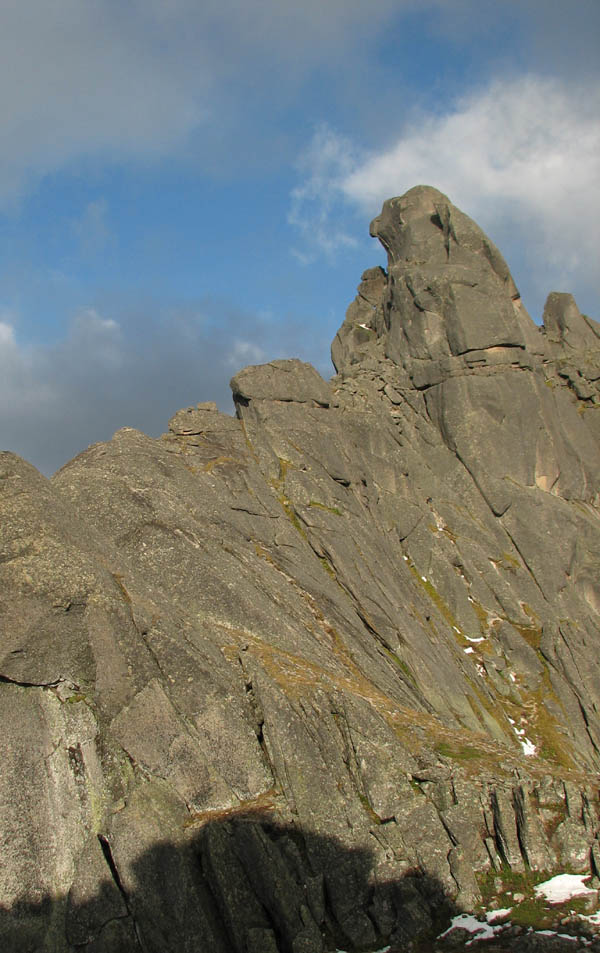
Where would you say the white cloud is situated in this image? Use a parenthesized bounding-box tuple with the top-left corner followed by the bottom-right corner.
(0, 0, 414, 202)
(226, 339, 266, 369)
(0, 308, 122, 414)
(290, 75, 600, 317)
(69, 308, 123, 370)
(0, 319, 17, 349)
(0, 317, 53, 412)
(288, 125, 361, 262)
(0, 298, 330, 476)
(0, 2, 597, 204)
(343, 76, 599, 242)
(0, 3, 206, 202)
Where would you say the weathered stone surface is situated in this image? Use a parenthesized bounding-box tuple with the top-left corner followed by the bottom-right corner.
(231, 358, 331, 406)
(2, 185, 600, 952)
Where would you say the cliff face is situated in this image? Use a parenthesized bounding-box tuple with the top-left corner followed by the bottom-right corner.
(2, 186, 600, 952)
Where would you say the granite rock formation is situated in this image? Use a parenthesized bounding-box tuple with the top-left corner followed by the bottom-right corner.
(2, 185, 600, 952)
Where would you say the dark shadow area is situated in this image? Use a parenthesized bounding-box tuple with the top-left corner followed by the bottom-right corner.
(1, 811, 598, 953)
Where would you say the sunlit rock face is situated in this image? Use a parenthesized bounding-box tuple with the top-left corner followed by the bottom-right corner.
(2, 186, 600, 953)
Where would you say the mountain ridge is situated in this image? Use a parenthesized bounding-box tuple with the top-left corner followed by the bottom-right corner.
(2, 185, 600, 952)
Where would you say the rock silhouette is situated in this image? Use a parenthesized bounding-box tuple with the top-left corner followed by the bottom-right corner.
(2, 185, 600, 951)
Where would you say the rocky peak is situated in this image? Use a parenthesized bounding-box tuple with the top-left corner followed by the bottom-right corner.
(331, 186, 600, 516)
(332, 184, 541, 385)
(543, 291, 600, 352)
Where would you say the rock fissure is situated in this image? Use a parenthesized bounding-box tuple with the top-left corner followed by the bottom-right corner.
(95, 836, 145, 950)
(0, 671, 62, 689)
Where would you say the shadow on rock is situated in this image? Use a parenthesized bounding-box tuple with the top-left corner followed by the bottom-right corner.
(2, 807, 453, 953)
(2, 810, 598, 953)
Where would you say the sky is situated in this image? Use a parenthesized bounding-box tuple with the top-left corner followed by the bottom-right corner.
(1, 0, 599, 475)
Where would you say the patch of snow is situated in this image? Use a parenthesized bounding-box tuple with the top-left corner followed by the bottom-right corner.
(421, 575, 427, 581)
(453, 625, 461, 633)
(464, 647, 474, 654)
(465, 635, 485, 642)
(534, 873, 596, 904)
(438, 913, 502, 944)
(521, 737, 537, 756)
(535, 930, 584, 943)
(487, 908, 512, 921)
(581, 911, 600, 925)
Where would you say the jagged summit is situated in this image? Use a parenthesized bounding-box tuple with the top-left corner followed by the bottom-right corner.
(332, 183, 599, 383)
(330, 185, 600, 515)
(2, 187, 600, 952)
(333, 183, 531, 376)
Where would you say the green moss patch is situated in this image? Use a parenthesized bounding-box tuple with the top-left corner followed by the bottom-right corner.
(434, 740, 482, 761)
(309, 501, 342, 516)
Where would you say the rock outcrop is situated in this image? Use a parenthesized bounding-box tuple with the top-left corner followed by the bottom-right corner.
(2, 185, 600, 952)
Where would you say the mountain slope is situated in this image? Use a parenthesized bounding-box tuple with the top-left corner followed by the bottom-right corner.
(2, 185, 600, 952)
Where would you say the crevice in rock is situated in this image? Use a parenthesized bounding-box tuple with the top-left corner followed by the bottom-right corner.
(238, 659, 278, 786)
(512, 786, 531, 868)
(438, 813, 459, 848)
(577, 697, 600, 757)
(74, 913, 137, 950)
(96, 834, 143, 950)
(230, 505, 278, 517)
(0, 672, 61, 689)
(459, 342, 526, 359)
(490, 791, 510, 868)
(500, 525, 546, 599)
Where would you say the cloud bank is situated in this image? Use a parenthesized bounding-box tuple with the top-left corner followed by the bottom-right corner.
(0, 302, 332, 476)
(0, 0, 417, 202)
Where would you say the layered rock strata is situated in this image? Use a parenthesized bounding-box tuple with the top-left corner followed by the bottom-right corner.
(2, 186, 600, 952)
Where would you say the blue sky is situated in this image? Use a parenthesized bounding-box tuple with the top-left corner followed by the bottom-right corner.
(1, 0, 599, 474)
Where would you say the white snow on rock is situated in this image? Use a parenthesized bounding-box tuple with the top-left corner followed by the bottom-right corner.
(520, 737, 537, 756)
(535, 930, 588, 944)
(487, 907, 512, 921)
(438, 912, 506, 945)
(534, 873, 596, 904)
(507, 714, 537, 755)
(582, 911, 600, 924)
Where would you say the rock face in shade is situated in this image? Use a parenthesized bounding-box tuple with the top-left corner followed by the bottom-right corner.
(2, 185, 600, 953)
